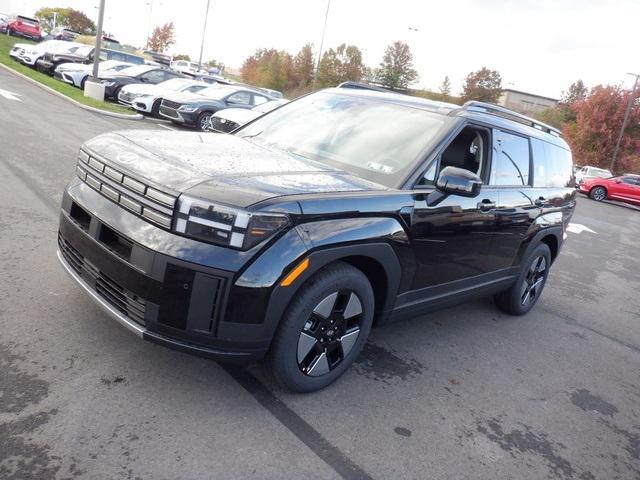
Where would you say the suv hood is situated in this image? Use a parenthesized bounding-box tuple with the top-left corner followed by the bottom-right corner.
(163, 91, 216, 104)
(214, 108, 260, 125)
(121, 83, 165, 95)
(84, 130, 385, 208)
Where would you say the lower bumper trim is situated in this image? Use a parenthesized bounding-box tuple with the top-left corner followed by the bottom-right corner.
(57, 249, 145, 337)
(57, 248, 257, 362)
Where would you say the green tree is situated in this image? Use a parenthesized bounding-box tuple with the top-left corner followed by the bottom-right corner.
(561, 80, 588, 105)
(240, 49, 293, 92)
(461, 67, 502, 103)
(292, 43, 314, 89)
(439, 75, 452, 101)
(35, 7, 96, 34)
(172, 54, 191, 61)
(375, 41, 418, 91)
(147, 22, 175, 53)
(316, 44, 365, 88)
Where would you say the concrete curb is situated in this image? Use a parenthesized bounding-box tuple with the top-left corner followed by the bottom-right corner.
(0, 62, 144, 120)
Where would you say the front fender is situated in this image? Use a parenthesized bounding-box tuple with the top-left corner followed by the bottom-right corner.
(230, 217, 408, 343)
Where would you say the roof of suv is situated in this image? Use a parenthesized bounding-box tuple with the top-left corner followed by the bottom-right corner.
(326, 87, 569, 150)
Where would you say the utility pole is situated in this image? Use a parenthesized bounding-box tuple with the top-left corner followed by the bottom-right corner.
(52, 12, 58, 30)
(197, 0, 211, 70)
(610, 72, 640, 173)
(91, 0, 106, 81)
(313, 0, 331, 87)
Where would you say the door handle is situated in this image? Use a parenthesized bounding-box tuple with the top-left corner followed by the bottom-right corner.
(534, 197, 546, 207)
(477, 199, 496, 211)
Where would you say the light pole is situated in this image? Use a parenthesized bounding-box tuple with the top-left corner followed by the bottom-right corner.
(313, 0, 331, 86)
(197, 0, 211, 70)
(610, 72, 640, 173)
(146, 0, 154, 48)
(91, 0, 106, 81)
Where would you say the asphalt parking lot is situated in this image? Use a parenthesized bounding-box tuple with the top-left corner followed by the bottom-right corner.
(1, 68, 639, 480)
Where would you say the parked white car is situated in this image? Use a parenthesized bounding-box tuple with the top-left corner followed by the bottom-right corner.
(55, 60, 133, 89)
(10, 40, 80, 66)
(118, 78, 209, 116)
(170, 60, 208, 76)
(208, 99, 289, 133)
(575, 165, 612, 187)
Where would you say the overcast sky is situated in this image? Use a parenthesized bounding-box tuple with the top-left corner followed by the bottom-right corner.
(2, 0, 638, 98)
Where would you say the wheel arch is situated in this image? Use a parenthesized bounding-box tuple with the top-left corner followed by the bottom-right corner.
(263, 244, 402, 334)
(513, 226, 563, 267)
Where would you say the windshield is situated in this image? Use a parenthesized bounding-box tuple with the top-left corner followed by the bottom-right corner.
(238, 91, 447, 187)
(73, 45, 93, 57)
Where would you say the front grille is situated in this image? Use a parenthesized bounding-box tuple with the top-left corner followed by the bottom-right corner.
(59, 233, 147, 326)
(162, 99, 182, 109)
(159, 101, 181, 120)
(209, 117, 239, 133)
(118, 91, 135, 104)
(76, 149, 176, 229)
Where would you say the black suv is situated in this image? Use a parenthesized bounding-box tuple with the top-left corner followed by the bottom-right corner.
(57, 89, 575, 392)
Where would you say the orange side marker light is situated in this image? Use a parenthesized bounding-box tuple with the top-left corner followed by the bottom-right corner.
(280, 258, 310, 287)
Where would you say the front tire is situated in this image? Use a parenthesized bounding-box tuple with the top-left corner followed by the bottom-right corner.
(590, 186, 607, 201)
(151, 98, 162, 117)
(267, 262, 374, 393)
(494, 243, 551, 315)
(197, 111, 213, 131)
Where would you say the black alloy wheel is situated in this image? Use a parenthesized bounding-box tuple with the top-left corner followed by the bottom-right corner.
(267, 262, 374, 393)
(297, 290, 363, 377)
(520, 255, 547, 308)
(494, 243, 551, 315)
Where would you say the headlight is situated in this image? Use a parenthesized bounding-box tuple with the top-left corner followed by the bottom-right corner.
(174, 195, 289, 250)
(103, 81, 116, 87)
(178, 105, 198, 112)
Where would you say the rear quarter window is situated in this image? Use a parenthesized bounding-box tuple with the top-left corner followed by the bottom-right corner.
(531, 138, 573, 188)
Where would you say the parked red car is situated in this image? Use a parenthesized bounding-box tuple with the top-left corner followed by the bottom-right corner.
(579, 174, 640, 205)
(6, 15, 42, 41)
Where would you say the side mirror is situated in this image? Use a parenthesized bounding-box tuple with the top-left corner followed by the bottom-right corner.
(436, 166, 482, 198)
(614, 178, 622, 183)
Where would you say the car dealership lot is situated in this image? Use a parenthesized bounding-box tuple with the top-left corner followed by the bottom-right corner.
(1, 69, 640, 479)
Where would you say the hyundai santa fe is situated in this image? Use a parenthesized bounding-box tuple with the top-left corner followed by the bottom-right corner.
(57, 88, 576, 392)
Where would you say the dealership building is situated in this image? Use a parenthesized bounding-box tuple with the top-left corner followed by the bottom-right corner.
(497, 89, 559, 114)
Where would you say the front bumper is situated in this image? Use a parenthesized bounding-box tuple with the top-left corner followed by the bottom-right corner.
(57, 181, 278, 362)
(159, 104, 198, 126)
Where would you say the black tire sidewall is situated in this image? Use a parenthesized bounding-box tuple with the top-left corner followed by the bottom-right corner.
(268, 263, 375, 393)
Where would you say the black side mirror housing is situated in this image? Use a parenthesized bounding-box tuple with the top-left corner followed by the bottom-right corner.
(436, 166, 483, 198)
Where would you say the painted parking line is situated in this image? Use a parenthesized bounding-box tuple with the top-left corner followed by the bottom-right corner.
(156, 123, 178, 131)
(567, 223, 597, 235)
(0, 87, 21, 101)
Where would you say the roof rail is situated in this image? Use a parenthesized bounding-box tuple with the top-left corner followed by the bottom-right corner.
(337, 81, 392, 93)
(461, 101, 562, 136)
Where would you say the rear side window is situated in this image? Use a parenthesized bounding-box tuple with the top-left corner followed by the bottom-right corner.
(531, 138, 573, 187)
(490, 130, 530, 185)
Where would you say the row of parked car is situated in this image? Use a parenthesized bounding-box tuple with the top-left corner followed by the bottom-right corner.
(8, 35, 287, 132)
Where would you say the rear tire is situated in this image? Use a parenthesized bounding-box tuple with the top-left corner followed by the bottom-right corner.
(267, 262, 374, 393)
(494, 243, 551, 316)
(590, 186, 607, 201)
